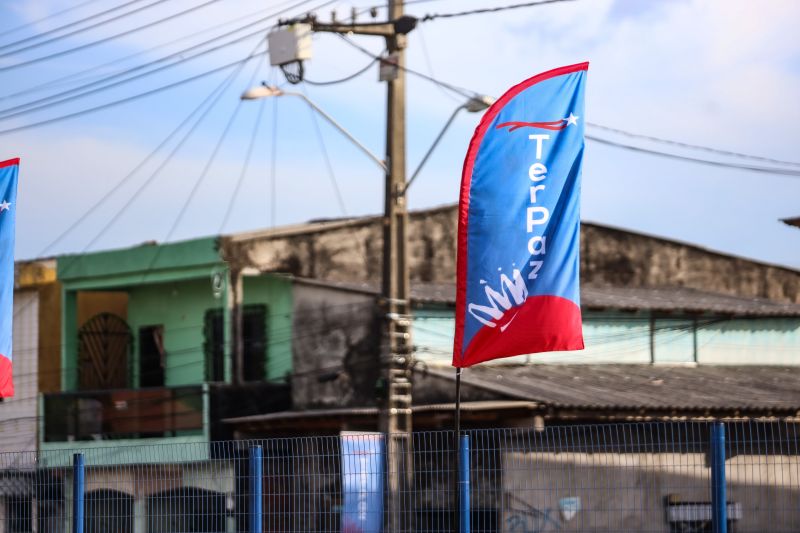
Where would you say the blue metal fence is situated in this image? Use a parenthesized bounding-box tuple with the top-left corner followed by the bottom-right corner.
(1, 420, 798, 532)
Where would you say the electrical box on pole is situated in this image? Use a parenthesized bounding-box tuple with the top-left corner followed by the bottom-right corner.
(267, 24, 313, 66)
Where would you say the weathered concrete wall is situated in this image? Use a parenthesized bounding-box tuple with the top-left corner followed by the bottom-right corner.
(502, 451, 800, 532)
(223, 205, 800, 304)
(291, 284, 381, 410)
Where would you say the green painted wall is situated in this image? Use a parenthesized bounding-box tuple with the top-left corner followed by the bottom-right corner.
(697, 318, 800, 364)
(127, 279, 223, 387)
(243, 275, 293, 381)
(58, 237, 221, 286)
(413, 309, 800, 365)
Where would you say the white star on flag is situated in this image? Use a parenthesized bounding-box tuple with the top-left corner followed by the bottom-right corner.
(566, 113, 579, 126)
(0, 201, 10, 212)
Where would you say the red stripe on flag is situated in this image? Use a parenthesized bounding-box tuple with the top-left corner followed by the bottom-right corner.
(456, 295, 584, 368)
(0, 354, 13, 398)
(0, 158, 20, 169)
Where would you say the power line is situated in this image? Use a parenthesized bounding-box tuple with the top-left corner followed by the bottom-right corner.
(585, 134, 800, 178)
(304, 57, 377, 86)
(33, 52, 249, 260)
(0, 51, 265, 136)
(334, 33, 800, 179)
(337, 33, 475, 98)
(151, 54, 260, 250)
(20, 43, 262, 323)
(0, 0, 148, 48)
(220, 68, 269, 233)
(0, 26, 269, 121)
(0, 0, 220, 72)
(355, 0, 448, 17)
(0, 0, 316, 103)
(586, 122, 800, 168)
(420, 0, 578, 21)
(10, 47, 253, 324)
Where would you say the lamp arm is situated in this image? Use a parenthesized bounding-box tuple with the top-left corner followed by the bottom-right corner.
(403, 104, 465, 195)
(284, 91, 388, 173)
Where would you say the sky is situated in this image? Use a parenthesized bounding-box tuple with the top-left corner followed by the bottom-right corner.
(1, 0, 799, 269)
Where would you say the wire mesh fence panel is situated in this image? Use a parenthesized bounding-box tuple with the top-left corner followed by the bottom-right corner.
(1, 421, 798, 532)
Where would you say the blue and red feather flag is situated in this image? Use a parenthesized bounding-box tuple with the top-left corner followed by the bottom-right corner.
(453, 63, 588, 368)
(0, 158, 18, 397)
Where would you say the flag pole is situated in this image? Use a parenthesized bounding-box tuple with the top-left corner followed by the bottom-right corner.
(454, 366, 462, 531)
(455, 367, 462, 437)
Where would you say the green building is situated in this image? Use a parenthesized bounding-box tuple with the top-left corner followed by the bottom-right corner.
(41, 236, 292, 460)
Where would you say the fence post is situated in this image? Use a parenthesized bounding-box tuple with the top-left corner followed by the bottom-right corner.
(711, 422, 727, 533)
(459, 434, 470, 533)
(72, 453, 84, 533)
(249, 446, 263, 533)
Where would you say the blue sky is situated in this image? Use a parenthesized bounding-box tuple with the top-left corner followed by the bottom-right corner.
(1, 0, 799, 268)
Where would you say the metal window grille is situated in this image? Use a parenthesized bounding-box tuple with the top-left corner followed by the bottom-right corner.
(0, 421, 797, 532)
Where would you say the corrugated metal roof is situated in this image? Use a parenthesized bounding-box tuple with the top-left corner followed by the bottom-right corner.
(424, 364, 800, 413)
(224, 400, 538, 426)
(291, 278, 800, 317)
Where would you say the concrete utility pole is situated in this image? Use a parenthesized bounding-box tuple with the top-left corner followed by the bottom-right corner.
(293, 2, 416, 530)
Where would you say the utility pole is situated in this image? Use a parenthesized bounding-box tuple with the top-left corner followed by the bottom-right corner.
(284, 3, 416, 531)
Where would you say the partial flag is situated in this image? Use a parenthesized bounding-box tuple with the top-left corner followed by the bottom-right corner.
(453, 63, 588, 368)
(0, 158, 18, 397)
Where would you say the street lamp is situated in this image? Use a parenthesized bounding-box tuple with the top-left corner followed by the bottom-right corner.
(241, 84, 387, 172)
(403, 94, 494, 193)
(241, 84, 494, 195)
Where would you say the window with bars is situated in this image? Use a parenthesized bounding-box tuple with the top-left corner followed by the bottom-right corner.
(203, 305, 267, 382)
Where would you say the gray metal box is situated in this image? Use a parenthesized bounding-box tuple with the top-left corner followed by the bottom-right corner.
(267, 23, 313, 66)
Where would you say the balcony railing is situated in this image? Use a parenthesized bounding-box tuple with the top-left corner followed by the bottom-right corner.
(42, 385, 205, 442)
(41, 382, 291, 443)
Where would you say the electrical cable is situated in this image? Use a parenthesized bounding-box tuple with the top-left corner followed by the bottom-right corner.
(0, 0, 153, 51)
(355, 0, 448, 17)
(337, 32, 475, 98)
(299, 83, 372, 265)
(420, 0, 578, 21)
(416, 23, 461, 103)
(0, 0, 316, 104)
(147, 53, 261, 255)
(0, 51, 266, 136)
(0, 30, 266, 121)
(585, 134, 800, 178)
(300, 85, 349, 216)
(335, 33, 800, 179)
(0, 0, 220, 71)
(1, 0, 108, 37)
(269, 93, 279, 228)
(32, 56, 246, 260)
(304, 58, 377, 86)
(219, 79, 268, 232)
(0, 26, 272, 120)
(44, 42, 261, 296)
(586, 122, 800, 168)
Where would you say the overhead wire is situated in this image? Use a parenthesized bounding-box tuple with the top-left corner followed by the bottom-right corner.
(585, 134, 800, 178)
(1, 0, 108, 37)
(0, 0, 221, 72)
(219, 75, 268, 233)
(304, 57, 377, 86)
(335, 32, 800, 179)
(0, 51, 266, 136)
(0, 29, 266, 121)
(586, 122, 800, 168)
(23, 40, 264, 322)
(419, 0, 579, 21)
(0, 0, 152, 50)
(0, 0, 316, 103)
(144, 47, 263, 259)
(269, 91, 279, 228)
